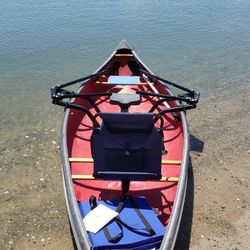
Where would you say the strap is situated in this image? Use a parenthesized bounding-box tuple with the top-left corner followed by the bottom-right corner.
(103, 215, 124, 243)
(88, 195, 156, 243)
(116, 195, 156, 237)
(89, 195, 97, 210)
(89, 196, 124, 243)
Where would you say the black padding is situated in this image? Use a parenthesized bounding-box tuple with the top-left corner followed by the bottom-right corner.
(92, 113, 162, 181)
(110, 93, 141, 110)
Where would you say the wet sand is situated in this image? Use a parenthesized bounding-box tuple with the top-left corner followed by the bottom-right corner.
(0, 82, 249, 250)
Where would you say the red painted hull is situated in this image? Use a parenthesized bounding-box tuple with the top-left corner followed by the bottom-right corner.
(59, 40, 190, 249)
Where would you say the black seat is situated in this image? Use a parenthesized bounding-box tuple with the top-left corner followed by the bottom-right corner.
(92, 112, 163, 181)
(110, 93, 141, 112)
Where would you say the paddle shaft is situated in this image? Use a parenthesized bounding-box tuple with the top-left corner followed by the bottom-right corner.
(142, 74, 171, 110)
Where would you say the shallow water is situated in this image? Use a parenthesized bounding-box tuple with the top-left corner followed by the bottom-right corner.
(0, 1, 250, 248)
(1, 0, 250, 138)
(1, 0, 250, 200)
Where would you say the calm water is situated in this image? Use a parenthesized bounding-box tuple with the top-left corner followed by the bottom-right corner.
(1, 0, 250, 148)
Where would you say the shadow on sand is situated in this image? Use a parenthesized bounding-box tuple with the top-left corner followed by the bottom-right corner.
(190, 134, 204, 153)
(174, 135, 204, 249)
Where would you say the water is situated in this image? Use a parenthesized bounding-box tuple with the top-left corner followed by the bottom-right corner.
(0, 0, 249, 167)
(0, 1, 250, 248)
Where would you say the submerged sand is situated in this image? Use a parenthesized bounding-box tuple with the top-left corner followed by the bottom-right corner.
(0, 82, 249, 249)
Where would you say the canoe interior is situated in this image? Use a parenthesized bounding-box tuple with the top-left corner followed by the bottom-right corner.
(66, 54, 183, 227)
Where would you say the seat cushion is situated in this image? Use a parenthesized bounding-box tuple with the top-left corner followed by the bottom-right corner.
(78, 196, 165, 250)
(92, 113, 162, 181)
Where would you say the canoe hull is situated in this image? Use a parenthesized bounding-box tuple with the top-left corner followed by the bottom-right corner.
(60, 40, 190, 250)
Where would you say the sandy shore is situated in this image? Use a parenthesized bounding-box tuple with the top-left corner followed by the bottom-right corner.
(0, 82, 249, 250)
(175, 82, 250, 249)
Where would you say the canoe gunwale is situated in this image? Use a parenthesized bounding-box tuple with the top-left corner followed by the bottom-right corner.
(61, 101, 91, 249)
(61, 50, 117, 250)
(60, 41, 190, 250)
(133, 51, 189, 250)
(160, 112, 189, 250)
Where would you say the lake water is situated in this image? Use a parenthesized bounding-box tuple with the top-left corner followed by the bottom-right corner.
(1, 1, 250, 248)
(1, 0, 250, 169)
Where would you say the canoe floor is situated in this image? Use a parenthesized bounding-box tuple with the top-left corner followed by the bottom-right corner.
(66, 57, 183, 226)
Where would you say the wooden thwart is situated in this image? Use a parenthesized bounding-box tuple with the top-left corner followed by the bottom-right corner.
(114, 54, 134, 57)
(72, 175, 95, 180)
(69, 157, 94, 163)
(162, 160, 181, 165)
(69, 157, 181, 165)
(71, 174, 179, 182)
(95, 81, 148, 85)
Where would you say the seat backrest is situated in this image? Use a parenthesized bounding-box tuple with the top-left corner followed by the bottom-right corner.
(92, 112, 162, 181)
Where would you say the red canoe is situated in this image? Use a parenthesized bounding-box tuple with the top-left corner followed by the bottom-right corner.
(51, 40, 199, 250)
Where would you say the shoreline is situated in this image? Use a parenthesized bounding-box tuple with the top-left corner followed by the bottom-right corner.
(0, 82, 249, 249)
